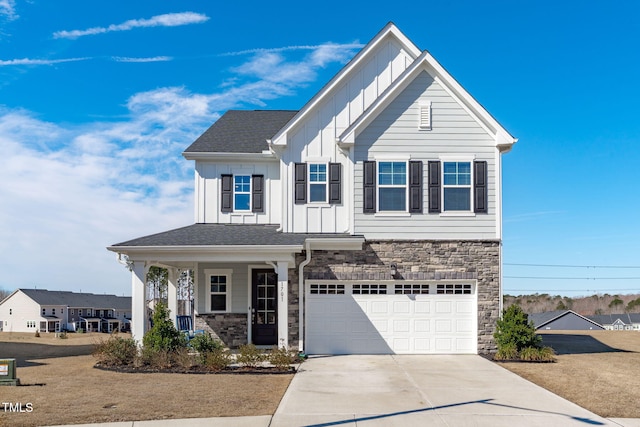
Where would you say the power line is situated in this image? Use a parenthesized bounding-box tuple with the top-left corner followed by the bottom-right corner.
(505, 276, 640, 280)
(505, 263, 640, 269)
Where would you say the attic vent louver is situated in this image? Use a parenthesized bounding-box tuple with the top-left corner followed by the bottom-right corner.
(419, 101, 432, 130)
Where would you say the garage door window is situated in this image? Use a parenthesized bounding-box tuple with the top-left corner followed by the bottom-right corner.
(310, 284, 345, 294)
(436, 284, 472, 294)
(353, 284, 387, 294)
(395, 284, 430, 294)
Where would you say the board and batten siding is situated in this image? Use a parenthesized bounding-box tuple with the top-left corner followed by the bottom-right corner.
(284, 39, 414, 234)
(194, 161, 280, 225)
(354, 71, 499, 240)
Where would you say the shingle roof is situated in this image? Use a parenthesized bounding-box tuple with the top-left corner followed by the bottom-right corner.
(19, 289, 130, 310)
(528, 310, 568, 328)
(110, 224, 358, 247)
(587, 313, 640, 325)
(184, 110, 297, 154)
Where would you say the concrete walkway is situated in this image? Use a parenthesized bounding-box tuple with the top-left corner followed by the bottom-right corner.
(48, 355, 640, 427)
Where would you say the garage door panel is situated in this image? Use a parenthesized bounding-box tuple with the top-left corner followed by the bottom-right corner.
(306, 284, 477, 355)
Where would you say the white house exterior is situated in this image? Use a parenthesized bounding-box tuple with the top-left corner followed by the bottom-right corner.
(108, 23, 517, 354)
(0, 289, 131, 333)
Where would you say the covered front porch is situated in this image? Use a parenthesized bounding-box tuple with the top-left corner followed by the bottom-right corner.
(107, 224, 363, 350)
(39, 316, 61, 333)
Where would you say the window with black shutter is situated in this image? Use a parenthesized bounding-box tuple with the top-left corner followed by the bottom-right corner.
(328, 163, 342, 204)
(474, 161, 488, 213)
(428, 161, 441, 213)
(221, 174, 233, 212)
(363, 161, 376, 213)
(294, 163, 307, 204)
(252, 175, 264, 213)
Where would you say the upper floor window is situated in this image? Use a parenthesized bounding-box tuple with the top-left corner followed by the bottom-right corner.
(295, 162, 341, 205)
(378, 162, 407, 211)
(221, 175, 264, 213)
(42, 308, 46, 316)
(363, 160, 422, 214)
(427, 160, 487, 214)
(234, 175, 251, 211)
(443, 162, 471, 211)
(309, 164, 327, 202)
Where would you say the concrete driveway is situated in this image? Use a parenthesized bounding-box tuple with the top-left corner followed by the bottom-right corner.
(271, 354, 616, 427)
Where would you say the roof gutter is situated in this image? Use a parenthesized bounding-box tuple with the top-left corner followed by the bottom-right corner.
(298, 240, 312, 353)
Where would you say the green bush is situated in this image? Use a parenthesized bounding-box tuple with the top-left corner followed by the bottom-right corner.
(77, 328, 84, 334)
(203, 348, 232, 371)
(236, 343, 266, 368)
(142, 302, 186, 352)
(189, 333, 223, 355)
(494, 304, 541, 352)
(268, 346, 300, 370)
(93, 336, 138, 366)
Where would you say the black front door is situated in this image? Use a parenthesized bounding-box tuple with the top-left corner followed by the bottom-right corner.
(251, 269, 278, 345)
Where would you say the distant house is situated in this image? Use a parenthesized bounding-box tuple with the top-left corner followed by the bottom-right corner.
(0, 289, 131, 333)
(529, 310, 605, 331)
(587, 314, 640, 331)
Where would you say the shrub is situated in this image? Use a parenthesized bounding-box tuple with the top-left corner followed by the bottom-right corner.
(520, 346, 556, 362)
(236, 343, 266, 368)
(268, 346, 300, 370)
(203, 348, 232, 371)
(494, 304, 541, 352)
(77, 328, 84, 334)
(143, 302, 186, 352)
(93, 336, 138, 366)
(493, 342, 519, 361)
(189, 333, 223, 355)
(140, 347, 174, 369)
(172, 347, 197, 370)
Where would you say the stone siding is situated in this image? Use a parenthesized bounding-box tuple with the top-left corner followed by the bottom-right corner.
(196, 313, 247, 348)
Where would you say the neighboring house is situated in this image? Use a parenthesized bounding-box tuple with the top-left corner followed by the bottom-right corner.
(529, 310, 605, 331)
(587, 314, 640, 331)
(0, 289, 131, 333)
(108, 23, 517, 355)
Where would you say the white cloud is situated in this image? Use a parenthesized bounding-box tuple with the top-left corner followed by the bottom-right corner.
(53, 12, 209, 39)
(112, 56, 173, 63)
(0, 0, 17, 20)
(219, 43, 364, 57)
(0, 57, 90, 66)
(0, 42, 361, 294)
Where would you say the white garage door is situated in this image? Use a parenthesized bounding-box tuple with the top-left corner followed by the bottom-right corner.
(306, 282, 477, 355)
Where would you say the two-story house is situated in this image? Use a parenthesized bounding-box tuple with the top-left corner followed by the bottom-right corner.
(108, 23, 516, 354)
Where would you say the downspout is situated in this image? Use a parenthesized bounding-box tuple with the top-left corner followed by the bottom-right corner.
(298, 240, 312, 353)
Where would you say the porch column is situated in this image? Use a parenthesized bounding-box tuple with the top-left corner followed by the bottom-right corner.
(131, 261, 149, 344)
(167, 267, 178, 329)
(276, 261, 289, 349)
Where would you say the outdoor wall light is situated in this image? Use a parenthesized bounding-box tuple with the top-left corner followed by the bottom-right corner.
(390, 263, 397, 276)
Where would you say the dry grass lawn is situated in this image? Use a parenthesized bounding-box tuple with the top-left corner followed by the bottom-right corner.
(499, 330, 640, 418)
(0, 332, 292, 427)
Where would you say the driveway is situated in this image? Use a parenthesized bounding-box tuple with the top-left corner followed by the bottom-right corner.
(272, 354, 616, 426)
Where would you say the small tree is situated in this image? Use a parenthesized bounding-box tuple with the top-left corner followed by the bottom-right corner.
(494, 304, 541, 352)
(143, 301, 185, 351)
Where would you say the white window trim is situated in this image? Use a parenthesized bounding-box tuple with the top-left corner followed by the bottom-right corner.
(205, 269, 233, 313)
(308, 163, 328, 204)
(233, 175, 252, 212)
(376, 160, 409, 214)
(439, 156, 475, 217)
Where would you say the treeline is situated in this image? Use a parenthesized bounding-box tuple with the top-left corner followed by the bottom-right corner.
(504, 293, 640, 316)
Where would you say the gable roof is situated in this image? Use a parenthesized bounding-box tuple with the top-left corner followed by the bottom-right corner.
(16, 289, 130, 310)
(269, 22, 421, 147)
(338, 51, 517, 151)
(529, 310, 604, 330)
(183, 110, 297, 155)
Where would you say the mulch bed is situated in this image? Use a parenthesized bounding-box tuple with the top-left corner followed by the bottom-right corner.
(94, 363, 297, 374)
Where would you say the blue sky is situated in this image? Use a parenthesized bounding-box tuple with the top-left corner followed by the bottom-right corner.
(1, 1, 639, 298)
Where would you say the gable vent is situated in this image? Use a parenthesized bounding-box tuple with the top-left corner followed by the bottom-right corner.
(419, 101, 432, 130)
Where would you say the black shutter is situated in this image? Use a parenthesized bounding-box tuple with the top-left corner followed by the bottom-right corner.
(409, 161, 423, 213)
(363, 161, 376, 213)
(474, 161, 488, 213)
(428, 161, 441, 213)
(294, 163, 307, 204)
(221, 174, 233, 212)
(328, 163, 342, 204)
(252, 175, 264, 213)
